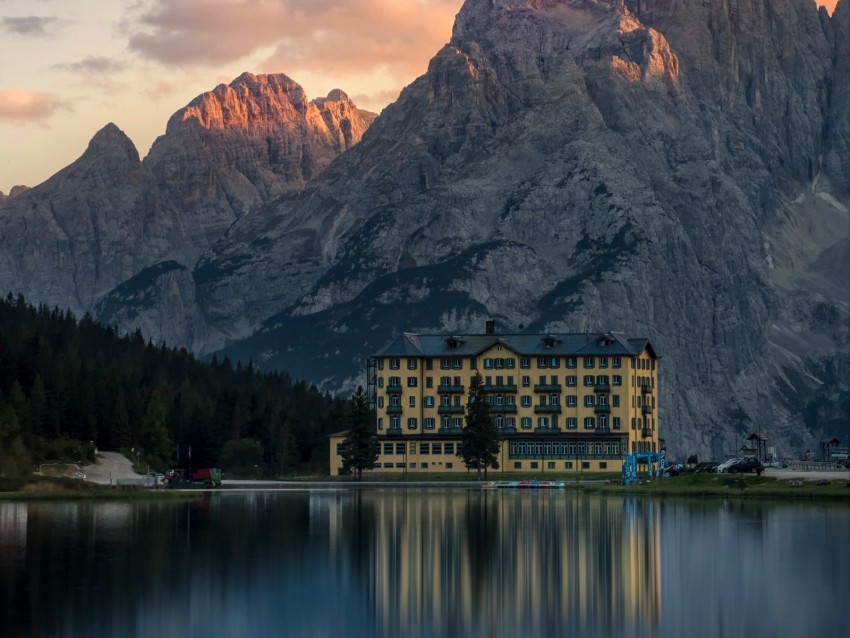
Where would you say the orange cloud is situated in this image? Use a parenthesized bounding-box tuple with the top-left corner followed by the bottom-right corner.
(126, 0, 461, 79)
(0, 89, 68, 121)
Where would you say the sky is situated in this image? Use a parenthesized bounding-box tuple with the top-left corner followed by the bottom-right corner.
(0, 0, 840, 195)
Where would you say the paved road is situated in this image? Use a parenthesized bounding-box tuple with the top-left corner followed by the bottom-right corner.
(82, 451, 141, 485)
(764, 468, 849, 481)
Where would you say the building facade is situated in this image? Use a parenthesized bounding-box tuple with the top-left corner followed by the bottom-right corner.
(330, 325, 659, 475)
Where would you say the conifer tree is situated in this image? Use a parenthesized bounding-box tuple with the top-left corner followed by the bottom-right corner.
(460, 373, 500, 479)
(340, 386, 378, 479)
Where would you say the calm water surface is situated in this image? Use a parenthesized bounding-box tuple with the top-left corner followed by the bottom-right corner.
(0, 490, 847, 638)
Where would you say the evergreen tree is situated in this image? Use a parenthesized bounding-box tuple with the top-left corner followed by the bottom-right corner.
(140, 387, 173, 470)
(460, 373, 500, 479)
(340, 386, 378, 479)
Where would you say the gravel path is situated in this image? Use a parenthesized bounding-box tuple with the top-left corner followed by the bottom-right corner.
(82, 451, 141, 485)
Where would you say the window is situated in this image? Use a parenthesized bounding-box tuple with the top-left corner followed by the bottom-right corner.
(378, 377, 384, 388)
(495, 358, 505, 369)
(495, 395, 505, 406)
(599, 356, 608, 368)
(537, 417, 549, 428)
(378, 359, 385, 370)
(520, 357, 530, 369)
(424, 396, 434, 408)
(383, 443, 393, 454)
(537, 357, 548, 368)
(548, 462, 556, 469)
(396, 443, 405, 454)
(378, 417, 384, 430)
(409, 396, 416, 407)
(426, 359, 433, 370)
(549, 357, 560, 369)
(599, 462, 607, 469)
(530, 462, 539, 469)
(612, 375, 622, 386)
(390, 358, 400, 369)
(566, 375, 577, 387)
(378, 396, 384, 408)
(566, 395, 577, 407)
(598, 415, 608, 428)
(426, 377, 433, 389)
(613, 417, 621, 429)
(522, 375, 530, 387)
(550, 394, 560, 406)
(424, 417, 436, 429)
(389, 376, 401, 387)
(597, 394, 608, 405)
(583, 375, 594, 387)
(407, 376, 417, 387)
(564, 461, 573, 469)
(441, 415, 450, 428)
(582, 461, 590, 469)
(566, 357, 576, 368)
(613, 356, 622, 368)
(390, 396, 400, 407)
(432, 443, 442, 454)
(421, 462, 429, 469)
(484, 358, 494, 369)
(407, 359, 417, 370)
(584, 416, 596, 429)
(521, 417, 532, 429)
(521, 395, 531, 407)
(446, 462, 453, 469)
(584, 356, 594, 368)
(514, 461, 522, 469)
(612, 395, 619, 407)
(407, 418, 418, 430)
(420, 443, 429, 454)
(441, 358, 451, 370)
(383, 462, 393, 468)
(440, 375, 451, 386)
(496, 415, 504, 428)
(566, 417, 577, 429)
(451, 417, 463, 428)
(391, 415, 400, 429)
(584, 395, 594, 407)
(470, 359, 477, 370)
(506, 417, 516, 428)
(506, 358, 516, 369)
(453, 358, 462, 369)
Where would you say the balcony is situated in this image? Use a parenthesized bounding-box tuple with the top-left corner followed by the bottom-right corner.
(386, 405, 403, 415)
(482, 384, 518, 393)
(533, 405, 562, 414)
(490, 404, 517, 414)
(496, 426, 518, 435)
(594, 404, 611, 414)
(596, 425, 610, 433)
(533, 383, 562, 393)
(438, 426, 464, 436)
(534, 426, 559, 435)
(437, 384, 465, 394)
(641, 427, 653, 438)
(641, 383, 653, 394)
(386, 384, 403, 394)
(642, 404, 653, 415)
(593, 382, 611, 393)
(437, 405, 465, 415)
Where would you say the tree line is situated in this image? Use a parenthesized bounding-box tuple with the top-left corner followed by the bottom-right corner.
(0, 294, 349, 478)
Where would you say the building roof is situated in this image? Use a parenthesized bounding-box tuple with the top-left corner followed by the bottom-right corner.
(374, 331, 657, 359)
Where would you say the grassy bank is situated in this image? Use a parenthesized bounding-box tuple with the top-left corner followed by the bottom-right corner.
(0, 476, 200, 501)
(584, 473, 850, 501)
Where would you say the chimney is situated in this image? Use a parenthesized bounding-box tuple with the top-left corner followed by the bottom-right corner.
(485, 319, 495, 335)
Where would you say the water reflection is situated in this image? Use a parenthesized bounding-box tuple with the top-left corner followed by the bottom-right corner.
(0, 492, 847, 638)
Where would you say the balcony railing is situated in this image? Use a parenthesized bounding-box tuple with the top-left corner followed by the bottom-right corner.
(641, 383, 653, 394)
(386, 427, 403, 435)
(533, 405, 562, 414)
(437, 384, 465, 394)
(641, 427, 653, 438)
(534, 426, 559, 434)
(483, 384, 517, 393)
(642, 404, 653, 415)
(386, 405, 403, 415)
(386, 384, 403, 394)
(438, 426, 464, 436)
(533, 384, 562, 393)
(594, 404, 611, 414)
(489, 404, 517, 414)
(437, 405, 465, 415)
(593, 382, 611, 393)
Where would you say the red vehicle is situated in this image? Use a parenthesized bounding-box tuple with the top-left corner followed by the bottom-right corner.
(191, 468, 222, 487)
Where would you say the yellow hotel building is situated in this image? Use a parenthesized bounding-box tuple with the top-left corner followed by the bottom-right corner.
(330, 323, 659, 475)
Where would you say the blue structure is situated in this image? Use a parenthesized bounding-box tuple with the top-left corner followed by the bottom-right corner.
(621, 451, 670, 485)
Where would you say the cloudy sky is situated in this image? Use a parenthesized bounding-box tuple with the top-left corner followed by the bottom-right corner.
(0, 0, 462, 193)
(0, 0, 840, 194)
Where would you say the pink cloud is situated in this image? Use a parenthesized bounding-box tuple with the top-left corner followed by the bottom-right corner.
(0, 89, 68, 121)
(126, 0, 461, 78)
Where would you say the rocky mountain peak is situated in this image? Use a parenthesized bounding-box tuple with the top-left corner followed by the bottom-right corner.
(80, 123, 141, 168)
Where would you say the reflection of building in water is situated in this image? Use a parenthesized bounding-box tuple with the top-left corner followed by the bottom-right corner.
(325, 492, 660, 636)
(0, 503, 28, 555)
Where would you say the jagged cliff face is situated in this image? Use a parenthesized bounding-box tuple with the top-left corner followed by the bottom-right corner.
(0, 73, 375, 316)
(185, 0, 847, 456)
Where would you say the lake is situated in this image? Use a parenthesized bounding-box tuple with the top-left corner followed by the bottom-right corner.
(1, 489, 847, 638)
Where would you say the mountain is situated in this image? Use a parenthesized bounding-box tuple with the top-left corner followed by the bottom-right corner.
(144, 0, 844, 457)
(0, 73, 375, 317)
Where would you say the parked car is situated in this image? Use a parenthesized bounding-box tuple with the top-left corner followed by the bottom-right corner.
(693, 461, 720, 473)
(724, 457, 764, 475)
(714, 458, 742, 473)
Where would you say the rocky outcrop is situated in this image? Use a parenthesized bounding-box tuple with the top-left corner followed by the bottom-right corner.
(0, 74, 375, 316)
(189, 0, 847, 457)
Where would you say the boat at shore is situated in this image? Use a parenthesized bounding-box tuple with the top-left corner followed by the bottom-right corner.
(491, 480, 566, 489)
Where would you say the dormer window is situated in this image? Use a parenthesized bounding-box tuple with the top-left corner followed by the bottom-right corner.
(542, 335, 560, 348)
(445, 336, 465, 349)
